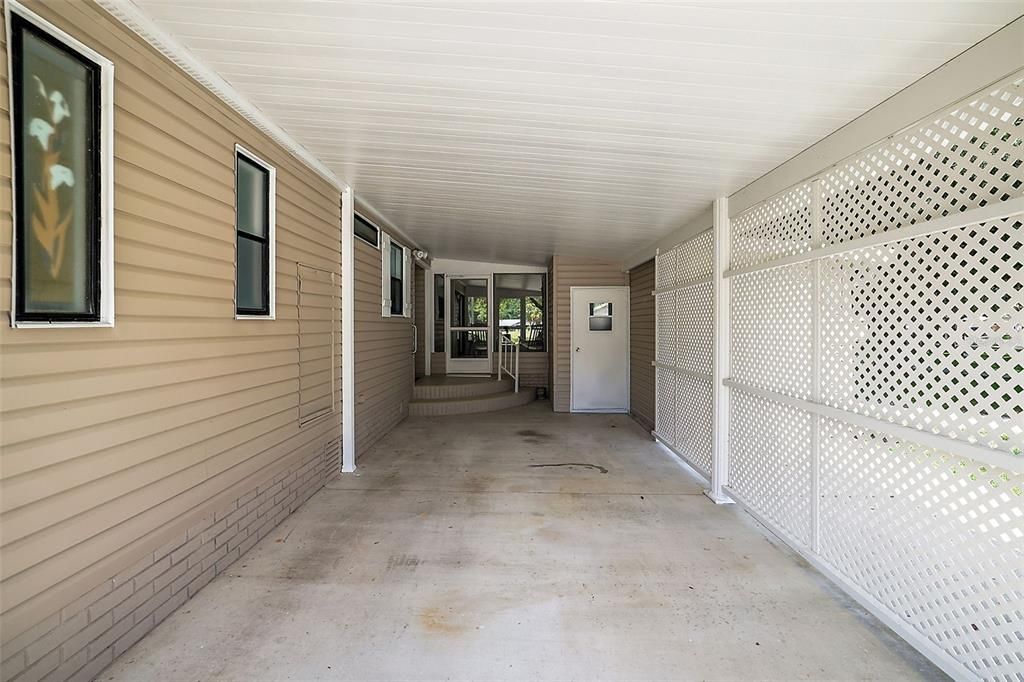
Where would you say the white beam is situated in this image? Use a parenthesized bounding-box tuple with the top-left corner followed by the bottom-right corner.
(341, 186, 356, 473)
(706, 197, 732, 504)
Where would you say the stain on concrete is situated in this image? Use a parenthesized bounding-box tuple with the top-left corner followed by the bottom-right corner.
(517, 429, 554, 440)
(418, 607, 464, 635)
(387, 554, 421, 571)
(528, 463, 609, 474)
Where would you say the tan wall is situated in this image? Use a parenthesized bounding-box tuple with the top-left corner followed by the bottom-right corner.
(0, 0, 343, 675)
(353, 239, 413, 457)
(628, 259, 655, 431)
(414, 267, 426, 378)
(549, 256, 628, 412)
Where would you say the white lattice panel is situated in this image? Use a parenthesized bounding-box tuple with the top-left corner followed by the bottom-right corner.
(675, 230, 714, 285)
(821, 74, 1024, 246)
(819, 418, 1024, 681)
(731, 263, 814, 399)
(673, 374, 714, 477)
(821, 217, 1024, 457)
(729, 390, 813, 545)
(656, 291, 677, 367)
(655, 231, 715, 477)
(730, 183, 814, 269)
(675, 281, 714, 377)
(719, 68, 1024, 681)
(655, 366, 677, 445)
(656, 247, 678, 290)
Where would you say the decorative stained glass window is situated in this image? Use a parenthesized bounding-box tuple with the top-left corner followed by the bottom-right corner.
(12, 12, 105, 323)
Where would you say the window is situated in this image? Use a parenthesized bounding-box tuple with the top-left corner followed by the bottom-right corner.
(381, 233, 410, 317)
(433, 273, 445, 351)
(10, 6, 114, 326)
(494, 273, 545, 351)
(354, 213, 379, 247)
(389, 243, 404, 315)
(234, 146, 275, 317)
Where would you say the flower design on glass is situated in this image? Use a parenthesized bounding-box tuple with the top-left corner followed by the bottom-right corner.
(29, 117, 54, 148)
(50, 91, 70, 124)
(28, 77, 75, 279)
(48, 164, 75, 190)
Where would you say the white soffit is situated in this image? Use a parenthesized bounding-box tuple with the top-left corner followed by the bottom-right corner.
(127, 1, 1021, 265)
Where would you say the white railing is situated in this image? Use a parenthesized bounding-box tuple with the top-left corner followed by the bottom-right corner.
(497, 335, 520, 392)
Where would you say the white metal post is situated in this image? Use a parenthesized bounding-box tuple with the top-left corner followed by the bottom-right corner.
(809, 179, 823, 550)
(514, 342, 520, 393)
(340, 186, 356, 473)
(707, 198, 733, 504)
(425, 268, 433, 376)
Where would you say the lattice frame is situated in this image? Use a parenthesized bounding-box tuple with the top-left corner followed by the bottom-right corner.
(654, 232, 715, 477)
(718, 68, 1024, 682)
(819, 418, 1024, 680)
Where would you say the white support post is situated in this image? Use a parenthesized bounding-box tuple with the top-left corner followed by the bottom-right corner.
(707, 198, 733, 504)
(340, 186, 356, 473)
(809, 179, 823, 550)
(514, 342, 520, 393)
(425, 268, 433, 376)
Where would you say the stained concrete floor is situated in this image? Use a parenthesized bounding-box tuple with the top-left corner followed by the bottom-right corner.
(104, 402, 942, 681)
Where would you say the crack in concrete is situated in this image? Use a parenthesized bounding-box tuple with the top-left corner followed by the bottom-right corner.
(528, 463, 609, 474)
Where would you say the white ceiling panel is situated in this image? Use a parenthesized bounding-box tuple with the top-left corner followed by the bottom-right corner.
(131, 0, 1022, 265)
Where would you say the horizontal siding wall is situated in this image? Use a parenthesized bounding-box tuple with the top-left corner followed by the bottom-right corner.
(491, 352, 549, 389)
(550, 256, 627, 412)
(628, 259, 655, 431)
(0, 1, 342, 678)
(353, 239, 413, 456)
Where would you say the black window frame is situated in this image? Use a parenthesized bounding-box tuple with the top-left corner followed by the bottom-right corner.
(354, 213, 379, 248)
(389, 241, 405, 316)
(234, 150, 272, 317)
(12, 13, 103, 323)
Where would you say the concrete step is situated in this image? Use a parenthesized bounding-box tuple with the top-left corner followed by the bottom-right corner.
(409, 388, 534, 417)
(413, 376, 514, 400)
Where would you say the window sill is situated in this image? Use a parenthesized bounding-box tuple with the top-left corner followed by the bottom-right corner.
(235, 313, 276, 320)
(11, 319, 114, 329)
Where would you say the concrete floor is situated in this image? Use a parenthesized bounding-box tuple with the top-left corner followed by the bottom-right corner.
(104, 402, 942, 681)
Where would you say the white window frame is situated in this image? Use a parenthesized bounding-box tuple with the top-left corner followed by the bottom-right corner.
(233, 143, 276, 320)
(7, 0, 115, 328)
(381, 233, 411, 318)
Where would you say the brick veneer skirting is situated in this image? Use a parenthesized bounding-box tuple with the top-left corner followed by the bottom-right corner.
(1, 439, 339, 682)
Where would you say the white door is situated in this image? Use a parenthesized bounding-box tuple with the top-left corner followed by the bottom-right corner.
(571, 286, 629, 412)
(446, 275, 492, 374)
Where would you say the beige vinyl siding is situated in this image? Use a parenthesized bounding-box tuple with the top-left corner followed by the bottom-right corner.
(353, 238, 413, 456)
(414, 266, 426, 378)
(628, 259, 655, 431)
(490, 352, 548, 389)
(430, 352, 447, 376)
(0, 0, 341, 651)
(550, 256, 627, 412)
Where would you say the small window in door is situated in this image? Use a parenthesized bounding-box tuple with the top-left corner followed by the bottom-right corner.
(589, 301, 612, 331)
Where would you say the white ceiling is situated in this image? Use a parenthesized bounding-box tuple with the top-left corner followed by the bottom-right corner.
(132, 1, 1022, 265)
